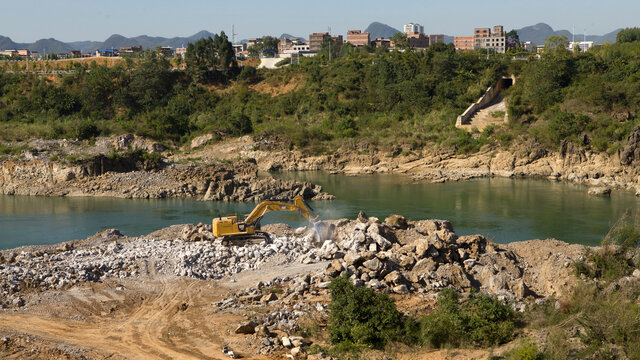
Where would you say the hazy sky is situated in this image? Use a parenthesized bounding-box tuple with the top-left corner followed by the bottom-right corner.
(2, 0, 638, 42)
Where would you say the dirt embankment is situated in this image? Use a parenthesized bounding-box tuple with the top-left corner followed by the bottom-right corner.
(0, 215, 587, 359)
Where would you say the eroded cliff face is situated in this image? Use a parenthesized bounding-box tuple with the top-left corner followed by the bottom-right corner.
(2, 128, 640, 200)
(210, 130, 640, 194)
(0, 158, 333, 201)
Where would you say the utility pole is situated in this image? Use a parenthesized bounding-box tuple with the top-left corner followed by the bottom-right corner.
(328, 26, 332, 62)
(232, 24, 238, 61)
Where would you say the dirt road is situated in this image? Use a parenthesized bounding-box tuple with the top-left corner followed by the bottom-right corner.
(0, 277, 269, 359)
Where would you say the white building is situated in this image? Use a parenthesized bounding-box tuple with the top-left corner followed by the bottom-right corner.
(403, 23, 424, 35)
(568, 41, 594, 52)
(478, 34, 506, 54)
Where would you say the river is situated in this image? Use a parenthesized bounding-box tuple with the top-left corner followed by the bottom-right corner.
(1, 173, 638, 249)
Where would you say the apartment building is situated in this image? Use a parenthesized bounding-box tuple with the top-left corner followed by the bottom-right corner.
(278, 38, 310, 53)
(472, 25, 507, 53)
(474, 27, 491, 47)
(120, 46, 142, 53)
(371, 38, 393, 48)
(308, 33, 342, 52)
(309, 32, 330, 51)
(428, 34, 445, 45)
(407, 32, 429, 48)
(454, 36, 475, 51)
(346, 30, 370, 47)
(404, 23, 424, 35)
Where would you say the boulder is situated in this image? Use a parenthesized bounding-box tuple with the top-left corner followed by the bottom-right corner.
(363, 258, 383, 272)
(190, 133, 214, 149)
(385, 215, 408, 230)
(261, 293, 278, 302)
(588, 187, 611, 196)
(235, 321, 258, 334)
(343, 251, 363, 266)
(357, 210, 368, 223)
(412, 258, 437, 274)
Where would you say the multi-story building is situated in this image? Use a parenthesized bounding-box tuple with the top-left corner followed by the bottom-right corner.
(407, 32, 429, 48)
(371, 38, 393, 48)
(454, 36, 475, 51)
(346, 30, 370, 47)
(17, 49, 31, 58)
(120, 46, 142, 53)
(472, 25, 507, 53)
(278, 38, 310, 53)
(158, 46, 174, 57)
(308, 33, 342, 52)
(474, 27, 491, 47)
(404, 23, 424, 35)
(0, 49, 18, 57)
(428, 34, 445, 45)
(246, 38, 262, 49)
(309, 32, 330, 52)
(568, 41, 594, 52)
(478, 35, 506, 53)
(95, 49, 117, 57)
(175, 47, 187, 58)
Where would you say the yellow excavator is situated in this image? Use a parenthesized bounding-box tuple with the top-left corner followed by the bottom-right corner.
(212, 195, 327, 242)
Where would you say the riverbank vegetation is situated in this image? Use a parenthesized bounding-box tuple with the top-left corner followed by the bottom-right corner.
(0, 29, 639, 157)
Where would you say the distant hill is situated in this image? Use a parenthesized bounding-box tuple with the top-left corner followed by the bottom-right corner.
(0, 31, 218, 54)
(0, 36, 73, 54)
(83, 31, 217, 52)
(279, 33, 305, 41)
(365, 22, 401, 39)
(515, 23, 621, 45)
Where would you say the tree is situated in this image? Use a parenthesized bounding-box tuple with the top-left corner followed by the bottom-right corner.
(391, 32, 409, 50)
(506, 30, 520, 52)
(616, 28, 640, 43)
(213, 31, 236, 70)
(247, 36, 279, 57)
(185, 31, 236, 83)
(544, 35, 570, 56)
(127, 55, 173, 110)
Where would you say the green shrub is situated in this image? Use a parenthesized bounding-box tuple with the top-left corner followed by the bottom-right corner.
(420, 288, 519, 348)
(328, 275, 407, 349)
(75, 121, 100, 140)
(574, 213, 640, 281)
(498, 338, 544, 360)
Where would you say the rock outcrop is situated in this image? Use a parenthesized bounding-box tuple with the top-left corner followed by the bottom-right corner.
(0, 158, 333, 201)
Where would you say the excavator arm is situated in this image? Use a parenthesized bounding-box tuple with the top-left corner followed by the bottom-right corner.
(244, 196, 315, 226)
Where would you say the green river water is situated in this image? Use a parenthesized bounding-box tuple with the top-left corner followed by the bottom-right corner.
(1, 173, 638, 249)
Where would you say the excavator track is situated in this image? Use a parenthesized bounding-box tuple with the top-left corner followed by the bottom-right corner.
(221, 231, 271, 246)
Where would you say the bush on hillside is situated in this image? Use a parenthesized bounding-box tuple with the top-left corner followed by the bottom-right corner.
(420, 288, 519, 348)
(327, 275, 407, 349)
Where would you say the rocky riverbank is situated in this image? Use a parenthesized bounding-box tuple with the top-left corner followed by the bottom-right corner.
(0, 135, 333, 201)
(3, 128, 640, 201)
(184, 129, 640, 196)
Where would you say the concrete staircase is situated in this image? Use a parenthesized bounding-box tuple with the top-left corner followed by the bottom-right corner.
(456, 75, 514, 132)
(457, 95, 508, 132)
